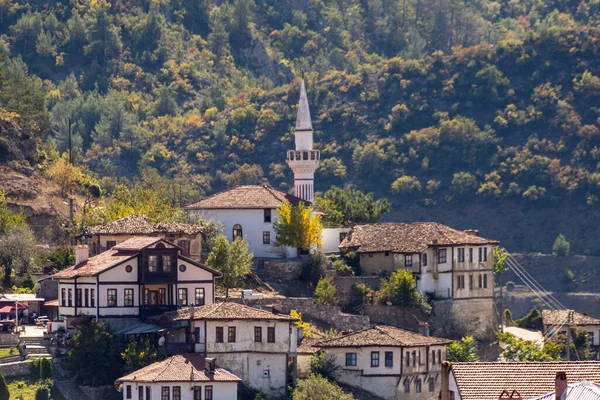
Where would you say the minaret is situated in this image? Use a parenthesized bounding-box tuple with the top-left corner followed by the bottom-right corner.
(286, 79, 320, 203)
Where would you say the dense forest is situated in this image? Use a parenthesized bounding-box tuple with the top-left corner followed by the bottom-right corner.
(1, 0, 600, 252)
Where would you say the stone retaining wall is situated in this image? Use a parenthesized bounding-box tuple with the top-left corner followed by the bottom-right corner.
(0, 360, 31, 377)
(0, 334, 19, 346)
(362, 305, 428, 332)
(334, 276, 381, 306)
(260, 259, 304, 280)
(80, 385, 116, 400)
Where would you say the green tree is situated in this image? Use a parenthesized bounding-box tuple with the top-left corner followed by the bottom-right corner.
(34, 386, 49, 400)
(39, 357, 52, 380)
(314, 276, 337, 306)
(274, 200, 322, 251)
(206, 235, 253, 298)
(207, 6, 230, 58)
(0, 373, 9, 400)
(498, 332, 561, 361)
(514, 307, 543, 330)
(84, 2, 122, 65)
(0, 190, 26, 235)
(391, 176, 421, 195)
(292, 374, 355, 400)
(552, 234, 570, 257)
(493, 247, 509, 278)
(0, 223, 36, 286)
(450, 172, 478, 196)
(121, 338, 160, 373)
(67, 319, 124, 386)
(310, 352, 342, 381)
(376, 270, 431, 313)
(446, 336, 480, 362)
(315, 186, 390, 226)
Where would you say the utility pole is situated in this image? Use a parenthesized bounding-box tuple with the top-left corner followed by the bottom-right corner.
(567, 310, 573, 360)
(500, 268, 504, 333)
(68, 118, 74, 246)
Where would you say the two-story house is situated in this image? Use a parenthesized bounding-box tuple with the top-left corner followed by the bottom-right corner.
(79, 214, 205, 262)
(542, 309, 600, 357)
(155, 302, 298, 398)
(51, 237, 220, 331)
(316, 325, 452, 400)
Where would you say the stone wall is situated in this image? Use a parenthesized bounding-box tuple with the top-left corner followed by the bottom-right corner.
(433, 298, 497, 341)
(334, 276, 381, 306)
(101, 317, 141, 332)
(259, 259, 304, 280)
(0, 360, 31, 377)
(0, 334, 19, 346)
(362, 305, 428, 332)
(80, 385, 117, 400)
(37, 277, 58, 301)
(243, 297, 370, 332)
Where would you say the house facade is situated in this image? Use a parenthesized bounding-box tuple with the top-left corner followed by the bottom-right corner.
(79, 214, 205, 262)
(116, 354, 241, 400)
(542, 309, 600, 356)
(156, 302, 298, 399)
(316, 325, 452, 400)
(51, 237, 220, 330)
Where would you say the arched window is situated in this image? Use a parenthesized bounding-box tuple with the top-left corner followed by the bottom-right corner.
(233, 224, 243, 240)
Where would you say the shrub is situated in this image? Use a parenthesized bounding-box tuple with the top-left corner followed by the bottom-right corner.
(35, 385, 50, 400)
(332, 258, 353, 276)
(506, 281, 515, 291)
(310, 352, 342, 381)
(314, 276, 337, 306)
(40, 357, 52, 380)
(451, 172, 478, 196)
(376, 270, 431, 314)
(447, 336, 479, 362)
(0, 373, 8, 400)
(504, 309, 513, 326)
(300, 252, 326, 286)
(391, 176, 421, 195)
(30, 358, 42, 377)
(563, 268, 575, 283)
(292, 374, 354, 400)
(552, 234, 570, 257)
(515, 307, 542, 330)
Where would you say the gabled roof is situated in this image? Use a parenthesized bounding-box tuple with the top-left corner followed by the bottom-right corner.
(159, 302, 298, 322)
(339, 222, 498, 253)
(184, 185, 309, 210)
(87, 214, 204, 236)
(296, 79, 313, 131)
(543, 310, 600, 327)
(533, 381, 600, 400)
(316, 325, 452, 348)
(112, 236, 164, 251)
(116, 354, 241, 383)
(450, 362, 600, 400)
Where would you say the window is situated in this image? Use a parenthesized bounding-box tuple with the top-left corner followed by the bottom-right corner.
(437, 349, 442, 364)
(233, 224, 243, 239)
(205, 386, 213, 400)
(345, 353, 357, 366)
(177, 240, 191, 256)
(589, 331, 595, 346)
(161, 387, 170, 400)
(385, 251, 390, 257)
(405, 255, 412, 267)
(264, 209, 272, 223)
(432, 350, 436, 365)
(126, 385, 132, 399)
(195, 288, 205, 306)
(139, 385, 144, 400)
(423, 253, 428, 266)
(255, 326, 262, 342)
(404, 380, 410, 394)
(146, 387, 151, 400)
(76, 289, 82, 307)
(178, 288, 188, 306)
(405, 352, 410, 367)
(479, 247, 483, 262)
(458, 248, 465, 262)
(148, 255, 158, 272)
(416, 378, 422, 393)
(106, 240, 116, 249)
(429, 377, 435, 392)
(438, 249, 447, 263)
(91, 289, 95, 307)
(267, 327, 275, 343)
(124, 289, 134, 307)
(483, 274, 488, 288)
(159, 288, 166, 305)
(84, 289, 89, 307)
(457, 275, 465, 289)
(228, 326, 236, 342)
(162, 255, 172, 272)
(172, 387, 180, 400)
(371, 351, 380, 367)
(385, 351, 393, 367)
(469, 248, 473, 263)
(107, 289, 117, 307)
(68, 289, 73, 307)
(469, 275, 473, 289)
(193, 387, 201, 400)
(479, 274, 483, 288)
(484, 247, 488, 261)
(194, 327, 201, 344)
(412, 351, 416, 366)
(263, 231, 270, 244)
(61, 288, 66, 307)
(215, 327, 223, 343)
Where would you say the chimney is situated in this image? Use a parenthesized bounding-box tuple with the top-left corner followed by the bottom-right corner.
(464, 229, 480, 237)
(441, 362, 451, 400)
(205, 357, 216, 374)
(555, 372, 568, 400)
(75, 245, 89, 266)
(418, 322, 430, 337)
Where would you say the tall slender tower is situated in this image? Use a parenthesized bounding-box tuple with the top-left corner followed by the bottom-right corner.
(286, 79, 320, 203)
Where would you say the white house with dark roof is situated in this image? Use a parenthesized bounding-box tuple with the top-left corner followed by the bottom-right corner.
(316, 325, 452, 400)
(50, 237, 221, 330)
(155, 302, 299, 398)
(542, 309, 600, 354)
(115, 354, 241, 400)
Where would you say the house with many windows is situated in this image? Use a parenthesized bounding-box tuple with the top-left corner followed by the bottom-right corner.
(115, 354, 241, 400)
(155, 302, 299, 398)
(316, 325, 452, 400)
(50, 237, 220, 330)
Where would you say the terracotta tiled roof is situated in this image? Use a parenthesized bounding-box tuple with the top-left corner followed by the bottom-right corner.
(112, 236, 163, 251)
(185, 185, 309, 209)
(161, 302, 298, 322)
(44, 299, 59, 307)
(543, 310, 600, 327)
(339, 222, 498, 253)
(316, 325, 452, 348)
(450, 362, 600, 400)
(50, 249, 135, 278)
(87, 215, 204, 236)
(116, 354, 241, 383)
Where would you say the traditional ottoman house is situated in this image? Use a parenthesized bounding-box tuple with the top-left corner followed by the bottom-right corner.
(316, 325, 452, 400)
(79, 214, 205, 262)
(542, 309, 600, 357)
(116, 354, 241, 400)
(51, 237, 220, 330)
(155, 302, 298, 398)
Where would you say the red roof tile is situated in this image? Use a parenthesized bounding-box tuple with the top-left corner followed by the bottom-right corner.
(316, 325, 452, 348)
(112, 236, 163, 251)
(450, 362, 600, 400)
(543, 310, 600, 327)
(116, 354, 241, 383)
(185, 185, 309, 209)
(160, 302, 298, 322)
(87, 214, 204, 236)
(51, 249, 135, 278)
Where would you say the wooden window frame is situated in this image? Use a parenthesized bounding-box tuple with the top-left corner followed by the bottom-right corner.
(215, 327, 223, 343)
(267, 327, 275, 343)
(124, 288, 134, 307)
(345, 352, 357, 367)
(161, 386, 170, 400)
(173, 386, 181, 400)
(254, 326, 262, 342)
(107, 289, 117, 307)
(228, 326, 236, 343)
(205, 386, 213, 400)
(195, 288, 205, 306)
(405, 255, 412, 267)
(371, 351, 380, 367)
(438, 249, 447, 263)
(385, 351, 393, 367)
(264, 209, 272, 223)
(263, 231, 270, 244)
(178, 288, 188, 306)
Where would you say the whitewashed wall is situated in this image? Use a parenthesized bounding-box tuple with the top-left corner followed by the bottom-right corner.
(121, 381, 238, 400)
(321, 227, 350, 254)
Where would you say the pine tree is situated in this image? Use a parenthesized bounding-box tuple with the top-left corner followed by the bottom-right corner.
(0, 373, 9, 400)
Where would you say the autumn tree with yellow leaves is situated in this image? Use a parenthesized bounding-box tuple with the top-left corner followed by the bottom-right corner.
(274, 200, 322, 252)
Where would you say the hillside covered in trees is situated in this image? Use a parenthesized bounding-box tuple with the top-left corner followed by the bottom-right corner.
(1, 0, 600, 253)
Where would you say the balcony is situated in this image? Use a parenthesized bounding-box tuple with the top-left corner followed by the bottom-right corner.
(286, 150, 320, 161)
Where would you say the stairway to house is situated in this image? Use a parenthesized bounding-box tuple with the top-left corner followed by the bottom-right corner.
(19, 336, 52, 360)
(53, 360, 91, 400)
